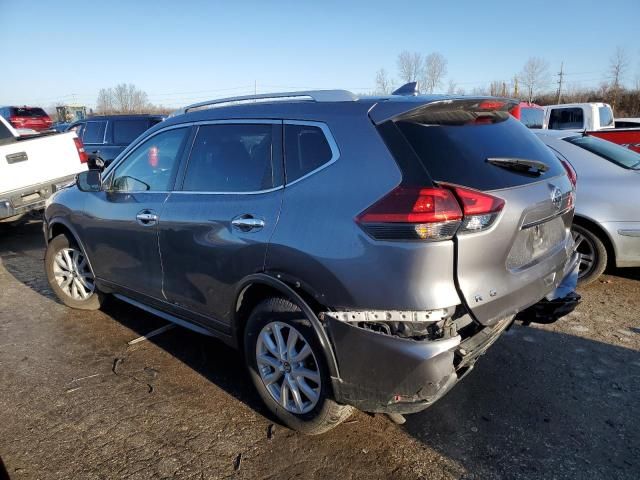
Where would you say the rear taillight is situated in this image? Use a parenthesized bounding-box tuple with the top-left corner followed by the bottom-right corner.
(356, 186, 463, 240)
(74, 137, 88, 164)
(9, 116, 24, 127)
(356, 184, 505, 241)
(559, 159, 577, 189)
(444, 185, 505, 233)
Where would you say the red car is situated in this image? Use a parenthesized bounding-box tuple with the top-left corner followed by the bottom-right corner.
(0, 106, 53, 132)
(510, 102, 544, 128)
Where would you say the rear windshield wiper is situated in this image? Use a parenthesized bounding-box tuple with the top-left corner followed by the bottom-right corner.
(486, 157, 549, 176)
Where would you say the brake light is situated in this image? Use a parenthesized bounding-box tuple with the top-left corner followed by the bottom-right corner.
(560, 158, 577, 189)
(9, 116, 24, 127)
(442, 185, 505, 234)
(356, 186, 463, 240)
(74, 137, 88, 164)
(478, 100, 505, 110)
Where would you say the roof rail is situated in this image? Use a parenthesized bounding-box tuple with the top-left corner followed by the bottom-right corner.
(178, 90, 358, 115)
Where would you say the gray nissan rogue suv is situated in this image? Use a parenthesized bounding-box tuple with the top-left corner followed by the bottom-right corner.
(43, 88, 580, 434)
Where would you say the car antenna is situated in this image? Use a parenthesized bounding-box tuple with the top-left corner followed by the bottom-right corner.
(392, 82, 420, 96)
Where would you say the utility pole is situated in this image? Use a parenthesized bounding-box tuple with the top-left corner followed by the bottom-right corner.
(556, 61, 564, 104)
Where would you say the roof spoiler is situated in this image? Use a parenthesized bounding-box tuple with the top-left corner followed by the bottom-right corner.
(368, 97, 520, 125)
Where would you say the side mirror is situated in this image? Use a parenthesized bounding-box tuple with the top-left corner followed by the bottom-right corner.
(76, 170, 102, 192)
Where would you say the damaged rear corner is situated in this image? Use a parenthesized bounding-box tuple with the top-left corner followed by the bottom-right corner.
(320, 305, 513, 414)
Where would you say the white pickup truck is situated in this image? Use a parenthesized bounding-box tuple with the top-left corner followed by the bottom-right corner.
(0, 115, 88, 223)
(543, 102, 640, 153)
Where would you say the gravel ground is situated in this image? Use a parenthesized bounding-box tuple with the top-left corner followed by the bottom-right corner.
(0, 221, 639, 480)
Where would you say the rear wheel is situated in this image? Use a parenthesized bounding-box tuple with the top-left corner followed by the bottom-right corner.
(45, 234, 104, 310)
(572, 224, 607, 285)
(244, 297, 352, 435)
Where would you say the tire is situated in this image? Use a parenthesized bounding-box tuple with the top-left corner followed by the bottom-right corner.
(244, 297, 352, 435)
(572, 224, 608, 286)
(45, 233, 104, 310)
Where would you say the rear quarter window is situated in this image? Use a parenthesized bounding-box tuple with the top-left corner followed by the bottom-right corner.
(395, 117, 565, 190)
(284, 124, 334, 183)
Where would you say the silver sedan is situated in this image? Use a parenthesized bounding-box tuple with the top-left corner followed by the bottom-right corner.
(535, 130, 640, 284)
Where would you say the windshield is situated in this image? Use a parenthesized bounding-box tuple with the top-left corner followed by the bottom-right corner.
(566, 135, 640, 169)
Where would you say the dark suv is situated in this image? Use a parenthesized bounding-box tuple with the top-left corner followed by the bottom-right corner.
(43, 89, 580, 434)
(67, 114, 164, 169)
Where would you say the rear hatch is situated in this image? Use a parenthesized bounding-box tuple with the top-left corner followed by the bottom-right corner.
(372, 98, 575, 325)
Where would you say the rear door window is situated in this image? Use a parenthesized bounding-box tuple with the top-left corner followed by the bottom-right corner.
(182, 123, 280, 192)
(548, 108, 584, 130)
(83, 121, 107, 144)
(284, 123, 334, 182)
(113, 119, 152, 145)
(395, 117, 565, 190)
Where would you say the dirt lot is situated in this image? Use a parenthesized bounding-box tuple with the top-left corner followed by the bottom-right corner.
(0, 221, 639, 480)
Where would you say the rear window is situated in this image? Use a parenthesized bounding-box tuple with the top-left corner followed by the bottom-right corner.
(615, 120, 640, 128)
(395, 116, 565, 190)
(520, 107, 544, 129)
(566, 135, 640, 169)
(113, 119, 151, 145)
(548, 108, 584, 130)
(284, 124, 334, 182)
(10, 107, 48, 118)
(598, 106, 614, 127)
(83, 121, 107, 144)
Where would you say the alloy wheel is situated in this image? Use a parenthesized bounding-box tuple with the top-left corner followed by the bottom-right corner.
(52, 247, 95, 300)
(255, 321, 321, 414)
(572, 230, 596, 279)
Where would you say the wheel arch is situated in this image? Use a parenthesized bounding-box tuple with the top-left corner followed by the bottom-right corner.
(233, 273, 340, 379)
(47, 218, 96, 274)
(572, 214, 616, 268)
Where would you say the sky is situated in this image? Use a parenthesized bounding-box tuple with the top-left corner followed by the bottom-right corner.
(1, 0, 638, 109)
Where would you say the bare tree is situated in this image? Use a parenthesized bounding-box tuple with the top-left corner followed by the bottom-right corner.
(422, 52, 447, 93)
(96, 84, 150, 114)
(397, 51, 423, 84)
(96, 88, 114, 114)
(609, 46, 629, 109)
(446, 79, 457, 94)
(375, 68, 393, 95)
(519, 57, 549, 103)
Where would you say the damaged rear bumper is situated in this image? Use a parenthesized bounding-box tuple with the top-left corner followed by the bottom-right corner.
(324, 314, 513, 415)
(323, 252, 581, 415)
(516, 250, 581, 325)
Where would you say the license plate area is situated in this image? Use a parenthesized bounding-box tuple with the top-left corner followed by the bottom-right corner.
(506, 216, 566, 271)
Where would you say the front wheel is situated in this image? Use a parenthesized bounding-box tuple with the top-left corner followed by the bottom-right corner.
(244, 297, 352, 435)
(45, 234, 104, 310)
